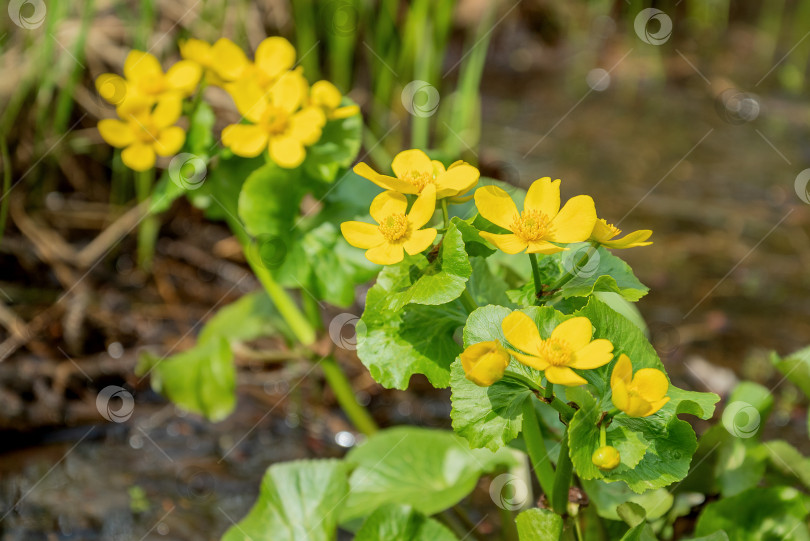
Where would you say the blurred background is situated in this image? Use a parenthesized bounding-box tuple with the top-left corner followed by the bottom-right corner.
(1, 0, 809, 538)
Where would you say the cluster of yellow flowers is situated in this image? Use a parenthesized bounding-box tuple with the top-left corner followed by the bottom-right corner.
(96, 37, 357, 171)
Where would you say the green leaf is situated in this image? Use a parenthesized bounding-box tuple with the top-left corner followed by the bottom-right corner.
(557, 245, 649, 302)
(302, 103, 362, 183)
(763, 440, 810, 490)
(682, 533, 730, 541)
(582, 479, 673, 521)
(354, 504, 458, 541)
(137, 337, 235, 421)
(198, 290, 291, 343)
(467, 257, 511, 306)
(771, 345, 810, 398)
(222, 459, 350, 541)
(694, 486, 810, 540)
(515, 508, 563, 541)
(340, 427, 512, 523)
(238, 163, 303, 238)
(714, 438, 767, 497)
(189, 154, 265, 222)
(450, 216, 495, 258)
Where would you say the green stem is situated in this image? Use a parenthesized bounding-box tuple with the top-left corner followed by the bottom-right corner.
(502, 372, 542, 392)
(302, 289, 322, 331)
(441, 197, 449, 229)
(599, 424, 607, 447)
(528, 253, 543, 305)
(320, 356, 378, 436)
(544, 382, 554, 400)
(552, 429, 573, 516)
(460, 288, 478, 313)
(499, 506, 520, 541)
(549, 242, 599, 292)
(501, 374, 575, 421)
(135, 169, 158, 271)
(522, 398, 556, 506)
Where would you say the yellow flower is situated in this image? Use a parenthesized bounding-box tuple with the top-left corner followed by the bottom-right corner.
(341, 184, 438, 265)
(353, 149, 479, 199)
(179, 38, 248, 85)
(97, 96, 185, 171)
(310, 80, 360, 120)
(501, 311, 613, 386)
(591, 445, 621, 470)
(590, 219, 652, 249)
(460, 341, 511, 386)
(474, 177, 597, 255)
(610, 354, 670, 417)
(96, 50, 201, 114)
(221, 70, 324, 168)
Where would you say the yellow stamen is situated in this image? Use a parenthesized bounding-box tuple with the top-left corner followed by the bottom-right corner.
(537, 338, 573, 367)
(378, 214, 409, 242)
(260, 106, 290, 135)
(403, 170, 434, 191)
(600, 219, 621, 238)
(511, 210, 553, 242)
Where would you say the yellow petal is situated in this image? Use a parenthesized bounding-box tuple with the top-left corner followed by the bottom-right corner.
(526, 240, 565, 254)
(222, 124, 269, 157)
(165, 60, 202, 95)
(407, 184, 436, 229)
(154, 126, 185, 156)
(227, 80, 268, 123)
(569, 339, 614, 370)
(116, 93, 154, 117)
(404, 228, 437, 255)
(544, 366, 587, 386)
(311, 80, 342, 109)
(435, 163, 479, 198)
(331, 105, 360, 119)
(365, 242, 404, 265)
(98, 119, 135, 148)
(121, 143, 156, 171)
(461, 341, 511, 386)
(631, 368, 669, 402)
(124, 50, 163, 84)
(524, 177, 561, 218)
(370, 190, 408, 223)
(391, 149, 433, 178)
(474, 185, 519, 230)
(341, 221, 384, 249)
(255, 37, 296, 80)
(644, 397, 671, 416)
(548, 195, 597, 243)
(502, 311, 542, 355)
(432, 160, 447, 176)
(179, 39, 212, 65)
(210, 38, 249, 81)
(611, 354, 633, 387)
(269, 135, 305, 168)
(627, 396, 653, 417)
(95, 73, 128, 105)
(611, 377, 630, 412)
(269, 70, 306, 113)
(601, 230, 653, 249)
(152, 94, 183, 128)
(510, 350, 549, 370)
(550, 317, 593, 351)
(353, 163, 417, 194)
(590, 219, 618, 243)
(289, 106, 326, 145)
(479, 232, 527, 254)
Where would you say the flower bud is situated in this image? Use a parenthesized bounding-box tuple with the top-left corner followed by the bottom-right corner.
(460, 341, 510, 387)
(591, 445, 621, 470)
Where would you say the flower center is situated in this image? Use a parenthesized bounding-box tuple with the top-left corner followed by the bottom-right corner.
(600, 219, 621, 238)
(378, 214, 409, 242)
(403, 170, 434, 191)
(511, 210, 553, 241)
(139, 77, 166, 96)
(537, 338, 573, 367)
(127, 114, 160, 144)
(260, 106, 290, 135)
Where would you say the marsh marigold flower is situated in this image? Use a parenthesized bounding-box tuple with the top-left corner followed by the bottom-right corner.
(475, 178, 596, 255)
(460, 341, 510, 387)
(501, 311, 613, 386)
(341, 184, 438, 265)
(592, 445, 621, 470)
(97, 97, 185, 171)
(610, 354, 669, 417)
(590, 219, 652, 249)
(310, 80, 360, 120)
(354, 149, 479, 199)
(221, 70, 325, 168)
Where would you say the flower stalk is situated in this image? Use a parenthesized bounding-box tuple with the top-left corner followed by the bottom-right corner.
(134, 168, 158, 271)
(521, 397, 556, 505)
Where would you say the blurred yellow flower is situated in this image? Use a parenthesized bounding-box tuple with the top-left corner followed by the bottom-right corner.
(221, 70, 324, 168)
(610, 354, 670, 417)
(353, 149, 479, 199)
(341, 184, 438, 265)
(460, 341, 510, 387)
(180, 37, 249, 85)
(592, 445, 621, 470)
(502, 312, 613, 386)
(97, 96, 185, 171)
(310, 80, 360, 119)
(475, 178, 596, 255)
(590, 219, 652, 249)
